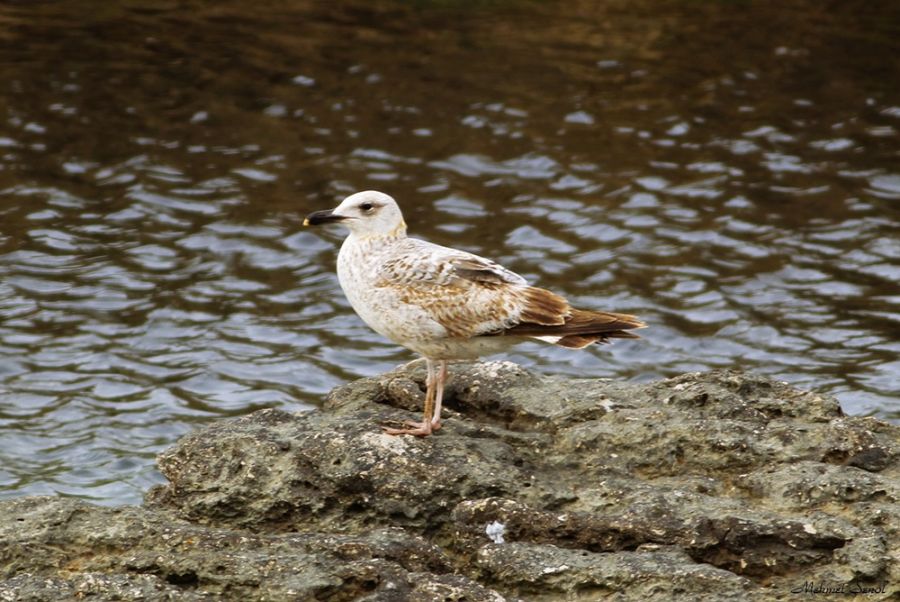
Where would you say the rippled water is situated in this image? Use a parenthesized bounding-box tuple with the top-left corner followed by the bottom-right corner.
(1, 0, 898, 504)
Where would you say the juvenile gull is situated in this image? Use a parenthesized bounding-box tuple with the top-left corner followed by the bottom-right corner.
(304, 190, 645, 436)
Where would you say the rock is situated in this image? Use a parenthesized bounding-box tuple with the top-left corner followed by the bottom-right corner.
(2, 363, 898, 600)
(474, 543, 752, 601)
(0, 496, 502, 601)
(0, 572, 207, 602)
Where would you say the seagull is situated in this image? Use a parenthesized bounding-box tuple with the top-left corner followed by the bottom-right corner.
(304, 190, 645, 436)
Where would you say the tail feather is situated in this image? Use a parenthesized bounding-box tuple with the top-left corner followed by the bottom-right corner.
(556, 330, 641, 349)
(505, 294, 646, 348)
(508, 307, 645, 336)
(517, 287, 568, 326)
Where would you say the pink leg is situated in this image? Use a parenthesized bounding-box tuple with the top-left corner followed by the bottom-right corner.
(383, 358, 436, 437)
(431, 360, 447, 430)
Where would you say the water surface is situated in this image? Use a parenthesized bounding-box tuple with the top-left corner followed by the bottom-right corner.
(1, 0, 898, 504)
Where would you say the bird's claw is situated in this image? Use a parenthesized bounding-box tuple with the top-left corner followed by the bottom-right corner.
(382, 420, 434, 437)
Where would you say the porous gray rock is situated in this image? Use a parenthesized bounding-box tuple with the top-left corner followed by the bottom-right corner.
(1, 362, 897, 601)
(0, 496, 502, 601)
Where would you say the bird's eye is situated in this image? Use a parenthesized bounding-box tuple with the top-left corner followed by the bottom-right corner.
(360, 202, 375, 213)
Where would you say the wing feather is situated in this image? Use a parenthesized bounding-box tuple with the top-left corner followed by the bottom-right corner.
(375, 239, 532, 337)
(449, 257, 527, 286)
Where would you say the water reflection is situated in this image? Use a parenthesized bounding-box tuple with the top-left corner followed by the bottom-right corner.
(0, 0, 898, 505)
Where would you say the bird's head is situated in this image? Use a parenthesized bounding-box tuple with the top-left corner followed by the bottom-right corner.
(304, 190, 407, 238)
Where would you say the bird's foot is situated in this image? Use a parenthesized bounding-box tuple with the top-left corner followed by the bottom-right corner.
(431, 419, 442, 431)
(382, 420, 433, 437)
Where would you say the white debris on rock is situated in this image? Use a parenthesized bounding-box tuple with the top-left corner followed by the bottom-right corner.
(485, 520, 506, 544)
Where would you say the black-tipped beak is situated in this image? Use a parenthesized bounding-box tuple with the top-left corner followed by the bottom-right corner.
(303, 209, 348, 227)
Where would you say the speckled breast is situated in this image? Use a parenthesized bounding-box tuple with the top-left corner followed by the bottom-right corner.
(336, 236, 450, 352)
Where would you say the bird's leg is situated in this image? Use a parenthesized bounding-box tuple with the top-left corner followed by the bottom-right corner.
(420, 357, 437, 428)
(431, 360, 447, 430)
(383, 358, 435, 436)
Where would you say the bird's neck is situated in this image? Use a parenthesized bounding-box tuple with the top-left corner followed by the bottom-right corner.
(340, 227, 407, 269)
(347, 221, 407, 243)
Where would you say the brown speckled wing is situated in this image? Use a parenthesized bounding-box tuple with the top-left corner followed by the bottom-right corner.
(373, 238, 643, 344)
(374, 240, 535, 338)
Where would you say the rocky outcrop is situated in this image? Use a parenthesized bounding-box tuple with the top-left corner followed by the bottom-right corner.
(0, 496, 499, 601)
(1, 362, 897, 600)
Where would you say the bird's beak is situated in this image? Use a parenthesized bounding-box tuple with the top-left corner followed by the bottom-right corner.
(303, 209, 349, 227)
